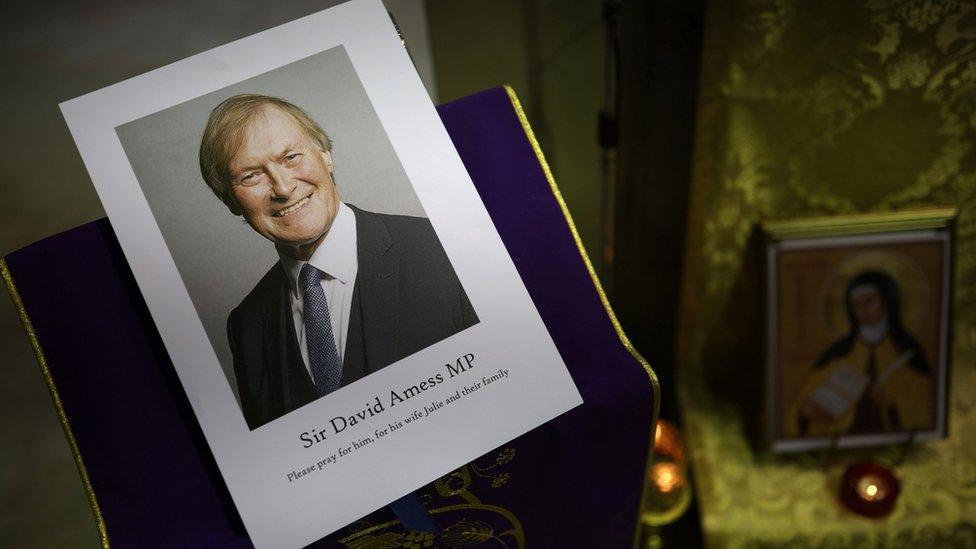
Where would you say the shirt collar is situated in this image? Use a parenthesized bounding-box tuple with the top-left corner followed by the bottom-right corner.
(279, 202, 357, 297)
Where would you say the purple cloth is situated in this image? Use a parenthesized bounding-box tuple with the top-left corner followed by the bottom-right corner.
(5, 87, 655, 548)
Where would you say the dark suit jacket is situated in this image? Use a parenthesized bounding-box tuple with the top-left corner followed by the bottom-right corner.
(228, 205, 478, 429)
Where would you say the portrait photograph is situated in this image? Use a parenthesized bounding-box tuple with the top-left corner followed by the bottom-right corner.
(116, 45, 477, 430)
(763, 211, 954, 452)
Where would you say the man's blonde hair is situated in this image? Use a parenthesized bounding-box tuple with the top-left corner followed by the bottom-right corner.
(199, 94, 333, 215)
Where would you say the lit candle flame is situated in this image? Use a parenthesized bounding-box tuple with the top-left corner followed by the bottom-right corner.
(856, 474, 888, 502)
(652, 462, 684, 494)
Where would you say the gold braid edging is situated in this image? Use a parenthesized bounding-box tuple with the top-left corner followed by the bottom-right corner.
(502, 85, 661, 549)
(1, 258, 110, 548)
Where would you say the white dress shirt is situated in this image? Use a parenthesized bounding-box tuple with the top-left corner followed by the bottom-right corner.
(278, 203, 358, 379)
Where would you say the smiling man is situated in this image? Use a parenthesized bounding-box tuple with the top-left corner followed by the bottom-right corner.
(199, 94, 477, 429)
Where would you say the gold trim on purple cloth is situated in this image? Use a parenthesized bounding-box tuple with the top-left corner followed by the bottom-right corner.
(2, 88, 659, 549)
(1, 258, 111, 548)
(503, 85, 661, 549)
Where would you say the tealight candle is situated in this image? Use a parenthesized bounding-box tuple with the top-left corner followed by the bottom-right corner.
(840, 461, 900, 518)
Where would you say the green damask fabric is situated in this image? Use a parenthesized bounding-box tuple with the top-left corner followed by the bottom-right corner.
(678, 1, 976, 547)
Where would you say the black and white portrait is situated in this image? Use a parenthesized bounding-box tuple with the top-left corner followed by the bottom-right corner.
(117, 47, 477, 428)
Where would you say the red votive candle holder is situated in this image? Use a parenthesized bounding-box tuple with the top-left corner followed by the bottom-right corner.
(839, 461, 900, 518)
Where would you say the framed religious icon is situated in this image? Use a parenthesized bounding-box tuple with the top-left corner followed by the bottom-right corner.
(762, 208, 956, 453)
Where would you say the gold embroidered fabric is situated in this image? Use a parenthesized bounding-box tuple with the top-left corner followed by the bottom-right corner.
(678, 1, 976, 546)
(337, 450, 525, 548)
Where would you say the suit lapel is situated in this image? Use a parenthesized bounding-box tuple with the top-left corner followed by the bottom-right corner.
(351, 206, 400, 373)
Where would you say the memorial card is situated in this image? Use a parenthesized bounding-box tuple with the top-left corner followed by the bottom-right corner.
(60, 1, 582, 545)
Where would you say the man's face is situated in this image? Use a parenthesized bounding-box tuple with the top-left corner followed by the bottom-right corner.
(850, 286, 886, 327)
(228, 105, 339, 257)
